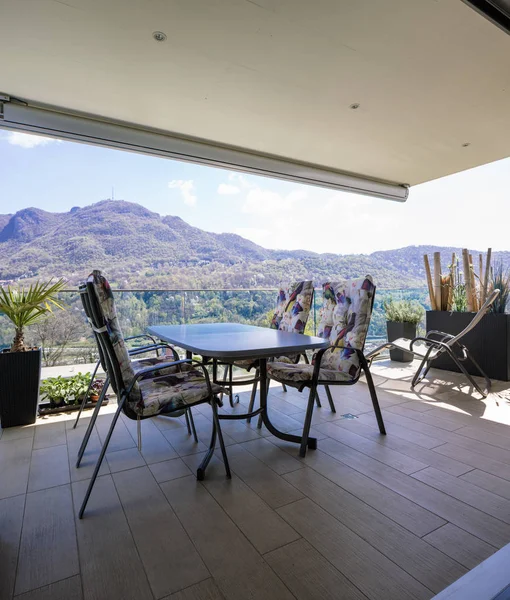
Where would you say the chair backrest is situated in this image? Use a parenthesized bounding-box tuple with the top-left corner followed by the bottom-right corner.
(447, 289, 500, 347)
(84, 270, 142, 416)
(79, 283, 109, 376)
(270, 280, 313, 333)
(317, 276, 376, 379)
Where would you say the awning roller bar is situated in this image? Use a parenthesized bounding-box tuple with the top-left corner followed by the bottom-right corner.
(0, 96, 409, 202)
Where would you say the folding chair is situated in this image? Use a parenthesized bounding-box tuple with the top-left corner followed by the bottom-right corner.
(77, 271, 230, 518)
(266, 276, 385, 456)
(367, 289, 500, 398)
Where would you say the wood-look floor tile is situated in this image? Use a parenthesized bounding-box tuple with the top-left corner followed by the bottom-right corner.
(302, 449, 445, 537)
(149, 457, 193, 483)
(27, 445, 70, 493)
(113, 466, 210, 598)
(13, 575, 82, 600)
(423, 523, 497, 570)
(0, 437, 32, 499)
(160, 476, 294, 600)
(240, 437, 304, 475)
(105, 447, 146, 473)
(316, 421, 428, 474)
(65, 426, 110, 482)
(95, 413, 136, 453)
(319, 437, 510, 548)
(0, 494, 25, 600)
(221, 444, 303, 508)
(460, 469, 510, 500)
(72, 475, 153, 600)
(434, 440, 510, 480)
(265, 538, 367, 600)
(165, 578, 225, 600)
(0, 426, 35, 443)
(161, 425, 208, 456)
(122, 416, 179, 463)
(333, 417, 472, 476)
(33, 422, 67, 450)
(183, 452, 300, 554)
(284, 466, 466, 594)
(412, 467, 510, 524)
(278, 498, 431, 600)
(15, 485, 79, 596)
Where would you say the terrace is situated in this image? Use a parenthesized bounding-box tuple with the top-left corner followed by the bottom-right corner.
(2, 1, 510, 599)
(3, 354, 510, 600)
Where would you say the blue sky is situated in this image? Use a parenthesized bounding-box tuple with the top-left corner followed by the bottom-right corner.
(1, 130, 509, 255)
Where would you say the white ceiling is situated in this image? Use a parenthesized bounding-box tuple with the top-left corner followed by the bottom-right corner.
(1, 0, 509, 186)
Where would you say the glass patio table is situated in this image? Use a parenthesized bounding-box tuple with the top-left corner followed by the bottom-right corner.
(147, 323, 328, 460)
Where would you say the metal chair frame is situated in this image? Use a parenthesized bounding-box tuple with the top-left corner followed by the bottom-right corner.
(214, 284, 315, 417)
(266, 290, 385, 457)
(77, 280, 230, 518)
(74, 287, 199, 470)
(367, 289, 500, 399)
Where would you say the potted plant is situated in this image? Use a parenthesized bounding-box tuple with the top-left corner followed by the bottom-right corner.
(383, 298, 424, 362)
(425, 250, 510, 380)
(39, 375, 70, 408)
(89, 378, 105, 402)
(0, 279, 66, 427)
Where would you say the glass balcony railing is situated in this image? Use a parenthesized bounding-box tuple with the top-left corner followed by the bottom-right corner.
(0, 287, 430, 366)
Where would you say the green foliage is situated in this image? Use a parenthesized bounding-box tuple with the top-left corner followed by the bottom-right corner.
(0, 278, 67, 351)
(451, 284, 467, 312)
(383, 298, 424, 324)
(40, 372, 92, 406)
(491, 263, 510, 314)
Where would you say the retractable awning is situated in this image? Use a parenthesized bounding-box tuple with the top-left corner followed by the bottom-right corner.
(1, 0, 509, 201)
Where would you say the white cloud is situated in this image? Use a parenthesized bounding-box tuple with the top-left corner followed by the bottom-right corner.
(217, 183, 240, 195)
(168, 179, 197, 206)
(242, 188, 307, 215)
(234, 227, 271, 244)
(6, 132, 59, 148)
(228, 172, 252, 188)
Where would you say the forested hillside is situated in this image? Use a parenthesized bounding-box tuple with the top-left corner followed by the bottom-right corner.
(2, 199, 506, 290)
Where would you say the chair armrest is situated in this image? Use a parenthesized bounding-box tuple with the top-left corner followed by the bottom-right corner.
(149, 358, 216, 398)
(410, 336, 449, 353)
(125, 334, 158, 346)
(126, 359, 193, 397)
(129, 343, 179, 361)
(310, 345, 370, 383)
(426, 330, 454, 342)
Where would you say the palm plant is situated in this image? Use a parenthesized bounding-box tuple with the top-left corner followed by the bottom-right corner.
(0, 279, 67, 352)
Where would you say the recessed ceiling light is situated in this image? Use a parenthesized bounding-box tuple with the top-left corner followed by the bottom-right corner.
(349, 103, 360, 110)
(152, 31, 167, 42)
(462, 142, 471, 147)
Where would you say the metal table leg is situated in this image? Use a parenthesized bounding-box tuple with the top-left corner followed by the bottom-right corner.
(258, 359, 317, 449)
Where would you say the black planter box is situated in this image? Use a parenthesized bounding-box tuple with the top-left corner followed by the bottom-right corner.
(426, 311, 510, 381)
(38, 397, 109, 416)
(0, 348, 41, 428)
(387, 321, 417, 362)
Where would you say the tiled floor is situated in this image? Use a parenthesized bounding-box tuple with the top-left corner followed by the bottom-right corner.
(2, 360, 510, 600)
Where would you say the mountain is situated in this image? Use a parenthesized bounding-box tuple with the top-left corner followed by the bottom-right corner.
(0, 200, 506, 289)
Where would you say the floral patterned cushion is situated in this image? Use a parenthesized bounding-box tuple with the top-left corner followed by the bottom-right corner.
(315, 276, 375, 379)
(270, 280, 314, 333)
(138, 369, 225, 417)
(267, 361, 352, 385)
(133, 355, 193, 378)
(88, 270, 221, 416)
(267, 276, 375, 384)
(89, 270, 143, 413)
